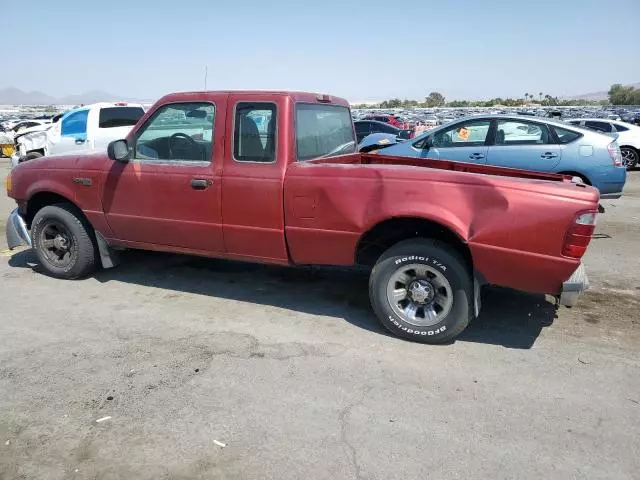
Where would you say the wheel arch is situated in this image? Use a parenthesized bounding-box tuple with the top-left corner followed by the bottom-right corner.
(355, 216, 473, 269)
(25, 191, 86, 228)
(557, 171, 592, 185)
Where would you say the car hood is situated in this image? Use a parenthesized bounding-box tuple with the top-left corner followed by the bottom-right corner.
(13, 151, 111, 171)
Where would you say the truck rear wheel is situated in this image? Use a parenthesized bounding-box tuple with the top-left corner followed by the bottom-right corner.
(31, 203, 98, 279)
(369, 239, 473, 343)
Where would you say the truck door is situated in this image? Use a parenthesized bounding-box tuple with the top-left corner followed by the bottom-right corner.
(102, 100, 225, 253)
(52, 109, 91, 155)
(220, 95, 289, 263)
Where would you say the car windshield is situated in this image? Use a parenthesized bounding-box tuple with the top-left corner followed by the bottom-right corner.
(295, 103, 356, 161)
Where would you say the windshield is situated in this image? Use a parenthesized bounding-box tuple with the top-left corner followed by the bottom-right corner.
(295, 103, 356, 161)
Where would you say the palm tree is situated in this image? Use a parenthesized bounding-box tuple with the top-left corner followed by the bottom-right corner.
(524, 93, 529, 103)
(539, 92, 543, 102)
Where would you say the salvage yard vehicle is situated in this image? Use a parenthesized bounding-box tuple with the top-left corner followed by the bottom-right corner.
(354, 120, 412, 142)
(11, 102, 145, 167)
(566, 118, 640, 169)
(359, 115, 627, 198)
(6, 91, 598, 344)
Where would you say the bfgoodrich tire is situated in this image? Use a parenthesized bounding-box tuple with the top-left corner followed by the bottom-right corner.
(31, 203, 98, 279)
(369, 239, 473, 343)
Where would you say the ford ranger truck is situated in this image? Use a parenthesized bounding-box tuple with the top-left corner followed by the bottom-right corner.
(5, 91, 598, 344)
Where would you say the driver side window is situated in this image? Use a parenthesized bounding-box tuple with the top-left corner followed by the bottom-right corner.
(432, 120, 491, 148)
(134, 102, 215, 162)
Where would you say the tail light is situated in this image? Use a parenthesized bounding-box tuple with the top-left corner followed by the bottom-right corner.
(607, 142, 622, 167)
(562, 210, 597, 258)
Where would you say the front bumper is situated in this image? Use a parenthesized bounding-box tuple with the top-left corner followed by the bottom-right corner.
(6, 208, 32, 249)
(559, 264, 588, 307)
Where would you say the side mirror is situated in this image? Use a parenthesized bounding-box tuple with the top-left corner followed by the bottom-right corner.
(107, 139, 130, 162)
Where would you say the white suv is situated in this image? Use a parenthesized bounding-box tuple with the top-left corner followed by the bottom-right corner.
(566, 118, 640, 169)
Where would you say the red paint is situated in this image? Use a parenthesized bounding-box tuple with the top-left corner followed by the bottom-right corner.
(8, 90, 599, 298)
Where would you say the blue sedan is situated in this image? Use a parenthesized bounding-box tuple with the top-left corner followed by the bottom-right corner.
(365, 115, 626, 198)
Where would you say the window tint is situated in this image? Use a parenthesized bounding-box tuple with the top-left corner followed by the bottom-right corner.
(373, 123, 397, 134)
(354, 122, 370, 134)
(585, 121, 612, 133)
(613, 123, 629, 132)
(553, 126, 583, 144)
(134, 102, 215, 162)
(99, 107, 145, 128)
(296, 103, 356, 161)
(233, 102, 276, 163)
(495, 120, 550, 145)
(432, 120, 491, 148)
(61, 110, 89, 137)
(567, 120, 581, 125)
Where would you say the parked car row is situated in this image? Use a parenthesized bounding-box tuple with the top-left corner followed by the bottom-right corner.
(5, 103, 145, 167)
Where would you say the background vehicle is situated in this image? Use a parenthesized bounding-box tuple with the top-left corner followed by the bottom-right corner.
(368, 115, 626, 198)
(6, 91, 597, 344)
(354, 120, 412, 143)
(12, 102, 145, 166)
(565, 118, 640, 169)
(362, 113, 404, 128)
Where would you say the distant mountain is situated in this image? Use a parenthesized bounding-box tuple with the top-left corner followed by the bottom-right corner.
(567, 83, 640, 101)
(0, 87, 148, 105)
(0, 87, 58, 105)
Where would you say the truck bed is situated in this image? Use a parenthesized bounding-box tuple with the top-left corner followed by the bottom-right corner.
(313, 152, 575, 184)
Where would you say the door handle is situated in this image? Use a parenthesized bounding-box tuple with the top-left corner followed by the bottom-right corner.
(540, 152, 558, 159)
(75, 139, 86, 145)
(191, 178, 212, 190)
(469, 153, 485, 159)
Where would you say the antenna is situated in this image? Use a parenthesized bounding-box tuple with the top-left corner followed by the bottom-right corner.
(204, 66, 208, 90)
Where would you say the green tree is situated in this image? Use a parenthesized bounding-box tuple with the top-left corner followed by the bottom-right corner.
(608, 84, 636, 105)
(425, 92, 445, 107)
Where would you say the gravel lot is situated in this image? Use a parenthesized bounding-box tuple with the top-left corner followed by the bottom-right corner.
(1, 158, 639, 480)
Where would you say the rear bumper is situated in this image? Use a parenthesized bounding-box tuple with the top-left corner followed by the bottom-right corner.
(559, 264, 588, 307)
(5, 208, 32, 249)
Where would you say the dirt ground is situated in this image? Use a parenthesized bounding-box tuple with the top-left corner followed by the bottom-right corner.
(0, 159, 638, 480)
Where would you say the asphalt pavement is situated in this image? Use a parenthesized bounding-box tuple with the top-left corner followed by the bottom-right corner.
(1, 159, 638, 480)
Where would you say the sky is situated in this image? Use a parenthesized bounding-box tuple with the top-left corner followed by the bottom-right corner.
(4, 0, 640, 103)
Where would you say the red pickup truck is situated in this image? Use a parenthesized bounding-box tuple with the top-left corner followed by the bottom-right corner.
(5, 91, 598, 343)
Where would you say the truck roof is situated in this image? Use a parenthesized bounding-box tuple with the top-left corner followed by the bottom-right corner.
(157, 91, 351, 107)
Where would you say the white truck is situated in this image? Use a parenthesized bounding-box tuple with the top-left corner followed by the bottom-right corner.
(12, 102, 145, 167)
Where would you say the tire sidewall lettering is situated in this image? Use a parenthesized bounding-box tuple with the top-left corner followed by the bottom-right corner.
(394, 255, 447, 272)
(389, 315, 447, 337)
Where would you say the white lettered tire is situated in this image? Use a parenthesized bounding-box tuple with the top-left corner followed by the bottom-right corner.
(369, 239, 473, 343)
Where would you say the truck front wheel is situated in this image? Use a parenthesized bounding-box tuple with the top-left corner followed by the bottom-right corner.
(369, 239, 473, 343)
(31, 204, 98, 279)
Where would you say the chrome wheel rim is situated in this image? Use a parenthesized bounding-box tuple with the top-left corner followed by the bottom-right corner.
(386, 263, 453, 327)
(621, 148, 637, 167)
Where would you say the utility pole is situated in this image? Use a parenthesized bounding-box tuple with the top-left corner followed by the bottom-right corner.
(204, 66, 208, 90)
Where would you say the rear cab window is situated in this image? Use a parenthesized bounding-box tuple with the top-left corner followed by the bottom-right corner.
(295, 103, 356, 161)
(99, 107, 145, 129)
